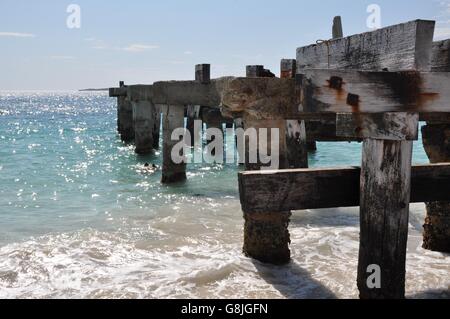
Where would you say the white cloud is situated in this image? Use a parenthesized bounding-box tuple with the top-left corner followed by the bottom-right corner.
(122, 44, 160, 52)
(0, 32, 35, 38)
(184, 51, 193, 55)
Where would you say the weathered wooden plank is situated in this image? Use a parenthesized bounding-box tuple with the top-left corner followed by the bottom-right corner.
(357, 139, 413, 299)
(297, 70, 450, 113)
(297, 20, 435, 71)
(431, 39, 450, 72)
(336, 112, 419, 141)
(152, 77, 235, 107)
(238, 164, 450, 213)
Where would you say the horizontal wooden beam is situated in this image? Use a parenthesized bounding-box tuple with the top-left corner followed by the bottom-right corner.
(431, 39, 450, 72)
(297, 20, 435, 71)
(109, 87, 127, 97)
(152, 77, 235, 107)
(238, 164, 450, 213)
(127, 85, 153, 102)
(336, 112, 419, 141)
(298, 70, 450, 113)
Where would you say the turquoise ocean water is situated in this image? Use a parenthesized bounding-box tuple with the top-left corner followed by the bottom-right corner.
(0, 92, 448, 298)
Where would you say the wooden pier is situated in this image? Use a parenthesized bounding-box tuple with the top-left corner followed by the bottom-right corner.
(109, 18, 450, 299)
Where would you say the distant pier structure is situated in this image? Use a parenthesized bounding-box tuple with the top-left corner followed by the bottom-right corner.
(109, 17, 450, 299)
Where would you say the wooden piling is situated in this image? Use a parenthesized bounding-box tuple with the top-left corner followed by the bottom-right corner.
(116, 82, 134, 142)
(127, 85, 158, 155)
(241, 67, 291, 264)
(421, 123, 450, 252)
(161, 104, 187, 184)
(281, 59, 308, 168)
(357, 113, 417, 299)
(203, 107, 224, 157)
(332, 16, 343, 39)
(187, 64, 210, 146)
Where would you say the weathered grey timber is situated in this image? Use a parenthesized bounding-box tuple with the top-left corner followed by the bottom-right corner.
(332, 16, 343, 39)
(246, 65, 275, 78)
(203, 107, 224, 157)
(297, 70, 450, 114)
(152, 77, 235, 107)
(241, 65, 291, 265)
(187, 64, 211, 146)
(109, 84, 134, 142)
(241, 116, 291, 264)
(238, 163, 450, 213)
(186, 105, 201, 146)
(336, 112, 419, 141)
(297, 20, 435, 71)
(281, 59, 308, 168)
(127, 85, 160, 154)
(195, 64, 211, 84)
(161, 104, 186, 184)
(431, 39, 450, 72)
(422, 124, 450, 252)
(221, 78, 296, 120)
(358, 138, 413, 299)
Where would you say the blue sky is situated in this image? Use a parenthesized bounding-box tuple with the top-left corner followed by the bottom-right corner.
(0, 0, 449, 90)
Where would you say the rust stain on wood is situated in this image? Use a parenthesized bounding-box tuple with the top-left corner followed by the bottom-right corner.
(381, 71, 440, 108)
(327, 76, 344, 90)
(347, 93, 360, 108)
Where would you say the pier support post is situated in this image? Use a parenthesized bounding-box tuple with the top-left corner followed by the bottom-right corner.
(186, 64, 210, 146)
(235, 118, 244, 164)
(186, 105, 201, 146)
(242, 115, 291, 264)
(128, 86, 157, 154)
(203, 107, 224, 157)
(421, 123, 450, 252)
(152, 104, 161, 149)
(332, 16, 343, 39)
(241, 65, 291, 264)
(281, 59, 308, 168)
(161, 104, 187, 184)
(117, 82, 134, 142)
(357, 113, 417, 299)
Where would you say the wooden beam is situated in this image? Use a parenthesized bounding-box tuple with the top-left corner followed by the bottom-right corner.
(431, 39, 450, 72)
(152, 77, 235, 107)
(297, 70, 450, 113)
(297, 20, 435, 71)
(238, 163, 450, 213)
(109, 87, 127, 97)
(336, 112, 419, 141)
